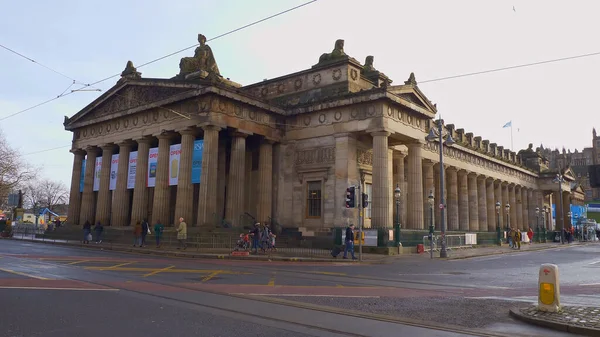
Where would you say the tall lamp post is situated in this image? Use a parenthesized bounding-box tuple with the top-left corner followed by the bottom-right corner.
(567, 211, 572, 243)
(542, 205, 548, 243)
(426, 118, 455, 258)
(535, 207, 540, 243)
(554, 173, 565, 244)
(428, 190, 435, 259)
(495, 201, 501, 245)
(505, 203, 511, 244)
(394, 184, 402, 247)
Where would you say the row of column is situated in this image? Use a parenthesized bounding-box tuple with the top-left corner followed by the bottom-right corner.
(67, 127, 275, 227)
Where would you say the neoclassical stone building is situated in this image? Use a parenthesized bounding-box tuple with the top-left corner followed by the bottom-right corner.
(64, 35, 584, 238)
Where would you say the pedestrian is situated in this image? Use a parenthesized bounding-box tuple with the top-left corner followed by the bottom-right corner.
(176, 217, 187, 250)
(82, 220, 92, 244)
(94, 221, 104, 243)
(250, 223, 262, 253)
(513, 228, 522, 250)
(154, 220, 164, 248)
(527, 227, 534, 244)
(261, 224, 271, 251)
(133, 221, 142, 247)
(141, 219, 149, 247)
(343, 224, 357, 260)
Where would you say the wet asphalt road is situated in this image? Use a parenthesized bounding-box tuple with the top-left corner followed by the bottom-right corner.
(1, 239, 598, 337)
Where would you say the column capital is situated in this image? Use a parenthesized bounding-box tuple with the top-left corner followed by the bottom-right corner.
(446, 166, 458, 173)
(100, 143, 116, 152)
(202, 124, 223, 132)
(407, 139, 426, 147)
(156, 132, 176, 140)
(117, 140, 135, 148)
(333, 132, 355, 139)
(394, 150, 407, 159)
(134, 137, 153, 145)
(467, 172, 478, 178)
(477, 175, 487, 182)
(422, 159, 435, 168)
(457, 169, 469, 176)
(231, 131, 250, 138)
(84, 145, 100, 155)
(178, 127, 198, 136)
(370, 130, 391, 137)
(260, 138, 276, 145)
(70, 148, 86, 155)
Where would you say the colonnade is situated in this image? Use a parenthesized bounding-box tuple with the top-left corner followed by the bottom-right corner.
(66, 126, 274, 227)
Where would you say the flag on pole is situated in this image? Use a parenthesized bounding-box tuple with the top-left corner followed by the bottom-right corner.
(502, 121, 512, 128)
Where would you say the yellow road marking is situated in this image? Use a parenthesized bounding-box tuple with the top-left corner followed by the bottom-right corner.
(83, 266, 249, 275)
(201, 270, 223, 282)
(268, 273, 276, 286)
(0, 286, 118, 291)
(67, 260, 91, 265)
(143, 265, 175, 278)
(0, 267, 50, 280)
(311, 271, 347, 276)
(336, 284, 344, 288)
(104, 262, 135, 269)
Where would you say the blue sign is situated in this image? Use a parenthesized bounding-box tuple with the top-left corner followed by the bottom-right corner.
(79, 159, 86, 192)
(191, 140, 204, 184)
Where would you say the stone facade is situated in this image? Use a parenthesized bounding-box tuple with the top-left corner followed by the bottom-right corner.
(64, 36, 584, 236)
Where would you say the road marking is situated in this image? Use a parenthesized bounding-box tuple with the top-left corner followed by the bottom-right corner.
(84, 267, 248, 274)
(268, 273, 276, 286)
(336, 284, 344, 288)
(0, 286, 119, 291)
(311, 271, 346, 276)
(580, 283, 600, 286)
(201, 270, 223, 282)
(143, 265, 175, 278)
(465, 296, 534, 303)
(104, 262, 135, 269)
(0, 267, 50, 280)
(234, 293, 381, 298)
(67, 260, 91, 265)
(588, 260, 600, 265)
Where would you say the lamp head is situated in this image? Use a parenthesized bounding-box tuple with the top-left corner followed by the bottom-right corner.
(425, 128, 437, 142)
(495, 201, 500, 211)
(394, 184, 401, 199)
(445, 133, 455, 146)
(535, 207, 539, 214)
(427, 190, 435, 206)
(505, 203, 510, 211)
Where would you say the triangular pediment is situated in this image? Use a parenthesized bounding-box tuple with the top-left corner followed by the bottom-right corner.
(387, 85, 437, 114)
(65, 79, 203, 129)
(563, 167, 577, 181)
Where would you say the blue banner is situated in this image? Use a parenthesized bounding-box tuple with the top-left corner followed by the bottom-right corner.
(79, 159, 86, 192)
(191, 140, 204, 184)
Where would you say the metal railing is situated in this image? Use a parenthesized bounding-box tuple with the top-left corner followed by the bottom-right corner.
(423, 234, 473, 251)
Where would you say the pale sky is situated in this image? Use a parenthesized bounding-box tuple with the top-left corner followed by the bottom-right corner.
(1, 0, 598, 187)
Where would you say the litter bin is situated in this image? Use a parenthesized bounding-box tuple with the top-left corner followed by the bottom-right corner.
(417, 244, 424, 254)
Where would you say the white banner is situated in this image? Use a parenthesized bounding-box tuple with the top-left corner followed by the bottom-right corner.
(109, 154, 119, 191)
(93, 157, 102, 191)
(127, 151, 138, 189)
(169, 144, 181, 186)
(147, 147, 159, 187)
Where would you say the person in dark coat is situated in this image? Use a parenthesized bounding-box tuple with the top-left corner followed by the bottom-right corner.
(94, 221, 104, 243)
(82, 221, 92, 244)
(343, 224, 357, 260)
(141, 219, 149, 247)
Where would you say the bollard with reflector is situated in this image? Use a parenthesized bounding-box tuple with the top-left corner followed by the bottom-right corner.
(538, 264, 560, 312)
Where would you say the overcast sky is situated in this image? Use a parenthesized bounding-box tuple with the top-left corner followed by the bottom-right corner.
(1, 0, 598, 187)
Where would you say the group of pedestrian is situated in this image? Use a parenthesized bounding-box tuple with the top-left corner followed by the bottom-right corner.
(82, 220, 103, 244)
(249, 222, 276, 253)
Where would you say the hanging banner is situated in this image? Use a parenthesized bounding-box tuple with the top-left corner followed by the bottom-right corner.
(93, 157, 102, 191)
(191, 140, 204, 184)
(147, 147, 159, 187)
(127, 151, 138, 189)
(169, 144, 182, 186)
(109, 154, 119, 191)
(79, 159, 86, 192)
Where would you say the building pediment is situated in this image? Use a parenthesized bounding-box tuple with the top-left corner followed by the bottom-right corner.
(64, 79, 204, 130)
(387, 85, 437, 115)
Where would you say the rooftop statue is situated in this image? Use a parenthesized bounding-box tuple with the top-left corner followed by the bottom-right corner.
(179, 34, 220, 76)
(318, 39, 347, 64)
(121, 60, 141, 79)
(404, 72, 417, 85)
(362, 56, 376, 73)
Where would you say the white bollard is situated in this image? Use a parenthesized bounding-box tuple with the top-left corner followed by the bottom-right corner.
(538, 264, 561, 312)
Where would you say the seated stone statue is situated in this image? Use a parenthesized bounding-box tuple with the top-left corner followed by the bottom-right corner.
(179, 34, 220, 77)
(318, 39, 347, 63)
(362, 55, 376, 73)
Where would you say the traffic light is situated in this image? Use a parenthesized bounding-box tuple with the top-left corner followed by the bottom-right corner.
(362, 192, 369, 208)
(346, 187, 356, 208)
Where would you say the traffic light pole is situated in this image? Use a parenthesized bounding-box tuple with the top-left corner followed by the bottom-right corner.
(357, 184, 363, 262)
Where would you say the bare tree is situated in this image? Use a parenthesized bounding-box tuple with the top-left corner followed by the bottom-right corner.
(0, 130, 36, 207)
(24, 178, 69, 214)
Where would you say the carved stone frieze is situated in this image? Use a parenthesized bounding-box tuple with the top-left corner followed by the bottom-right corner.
(295, 147, 335, 166)
(357, 149, 373, 166)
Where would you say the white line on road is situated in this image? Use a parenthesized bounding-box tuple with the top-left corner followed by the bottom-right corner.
(0, 286, 119, 291)
(0, 267, 50, 280)
(233, 293, 381, 298)
(580, 283, 600, 286)
(588, 260, 600, 265)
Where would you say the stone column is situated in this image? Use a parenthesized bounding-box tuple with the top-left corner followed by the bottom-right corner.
(257, 139, 274, 223)
(477, 176, 488, 232)
(486, 179, 496, 231)
(393, 152, 406, 228)
(225, 131, 246, 227)
(447, 167, 459, 231)
(174, 129, 195, 226)
(79, 146, 98, 225)
(372, 131, 392, 228)
(151, 134, 172, 226)
(95, 144, 114, 226)
(406, 141, 424, 229)
(494, 181, 503, 229)
(457, 170, 469, 231)
(502, 183, 509, 228)
(199, 126, 222, 226)
(111, 141, 133, 227)
(509, 184, 517, 229)
(216, 140, 227, 221)
(130, 138, 151, 226)
(515, 186, 523, 230)
(522, 187, 529, 230)
(562, 191, 571, 230)
(334, 134, 357, 227)
(423, 160, 435, 229)
(467, 173, 479, 231)
(528, 189, 535, 228)
(434, 164, 446, 230)
(67, 149, 85, 226)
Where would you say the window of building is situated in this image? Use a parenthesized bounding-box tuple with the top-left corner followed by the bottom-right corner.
(365, 183, 372, 219)
(306, 181, 322, 218)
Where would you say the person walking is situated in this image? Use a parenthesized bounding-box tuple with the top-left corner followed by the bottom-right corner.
(82, 220, 92, 244)
(250, 223, 262, 254)
(176, 217, 187, 250)
(513, 228, 522, 250)
(527, 227, 534, 244)
(154, 220, 164, 248)
(141, 219, 149, 247)
(343, 224, 357, 260)
(133, 221, 142, 247)
(94, 221, 104, 243)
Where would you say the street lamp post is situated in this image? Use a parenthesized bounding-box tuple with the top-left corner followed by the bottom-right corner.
(535, 207, 540, 243)
(428, 190, 435, 259)
(567, 211, 572, 243)
(554, 173, 565, 244)
(542, 205, 548, 243)
(495, 201, 502, 245)
(426, 118, 455, 258)
(394, 184, 402, 247)
(505, 203, 511, 244)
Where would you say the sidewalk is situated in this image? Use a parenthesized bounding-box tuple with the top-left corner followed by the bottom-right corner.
(439, 242, 585, 260)
(510, 306, 600, 336)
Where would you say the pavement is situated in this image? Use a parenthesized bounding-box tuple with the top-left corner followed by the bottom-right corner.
(1, 238, 598, 336)
(510, 306, 600, 336)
